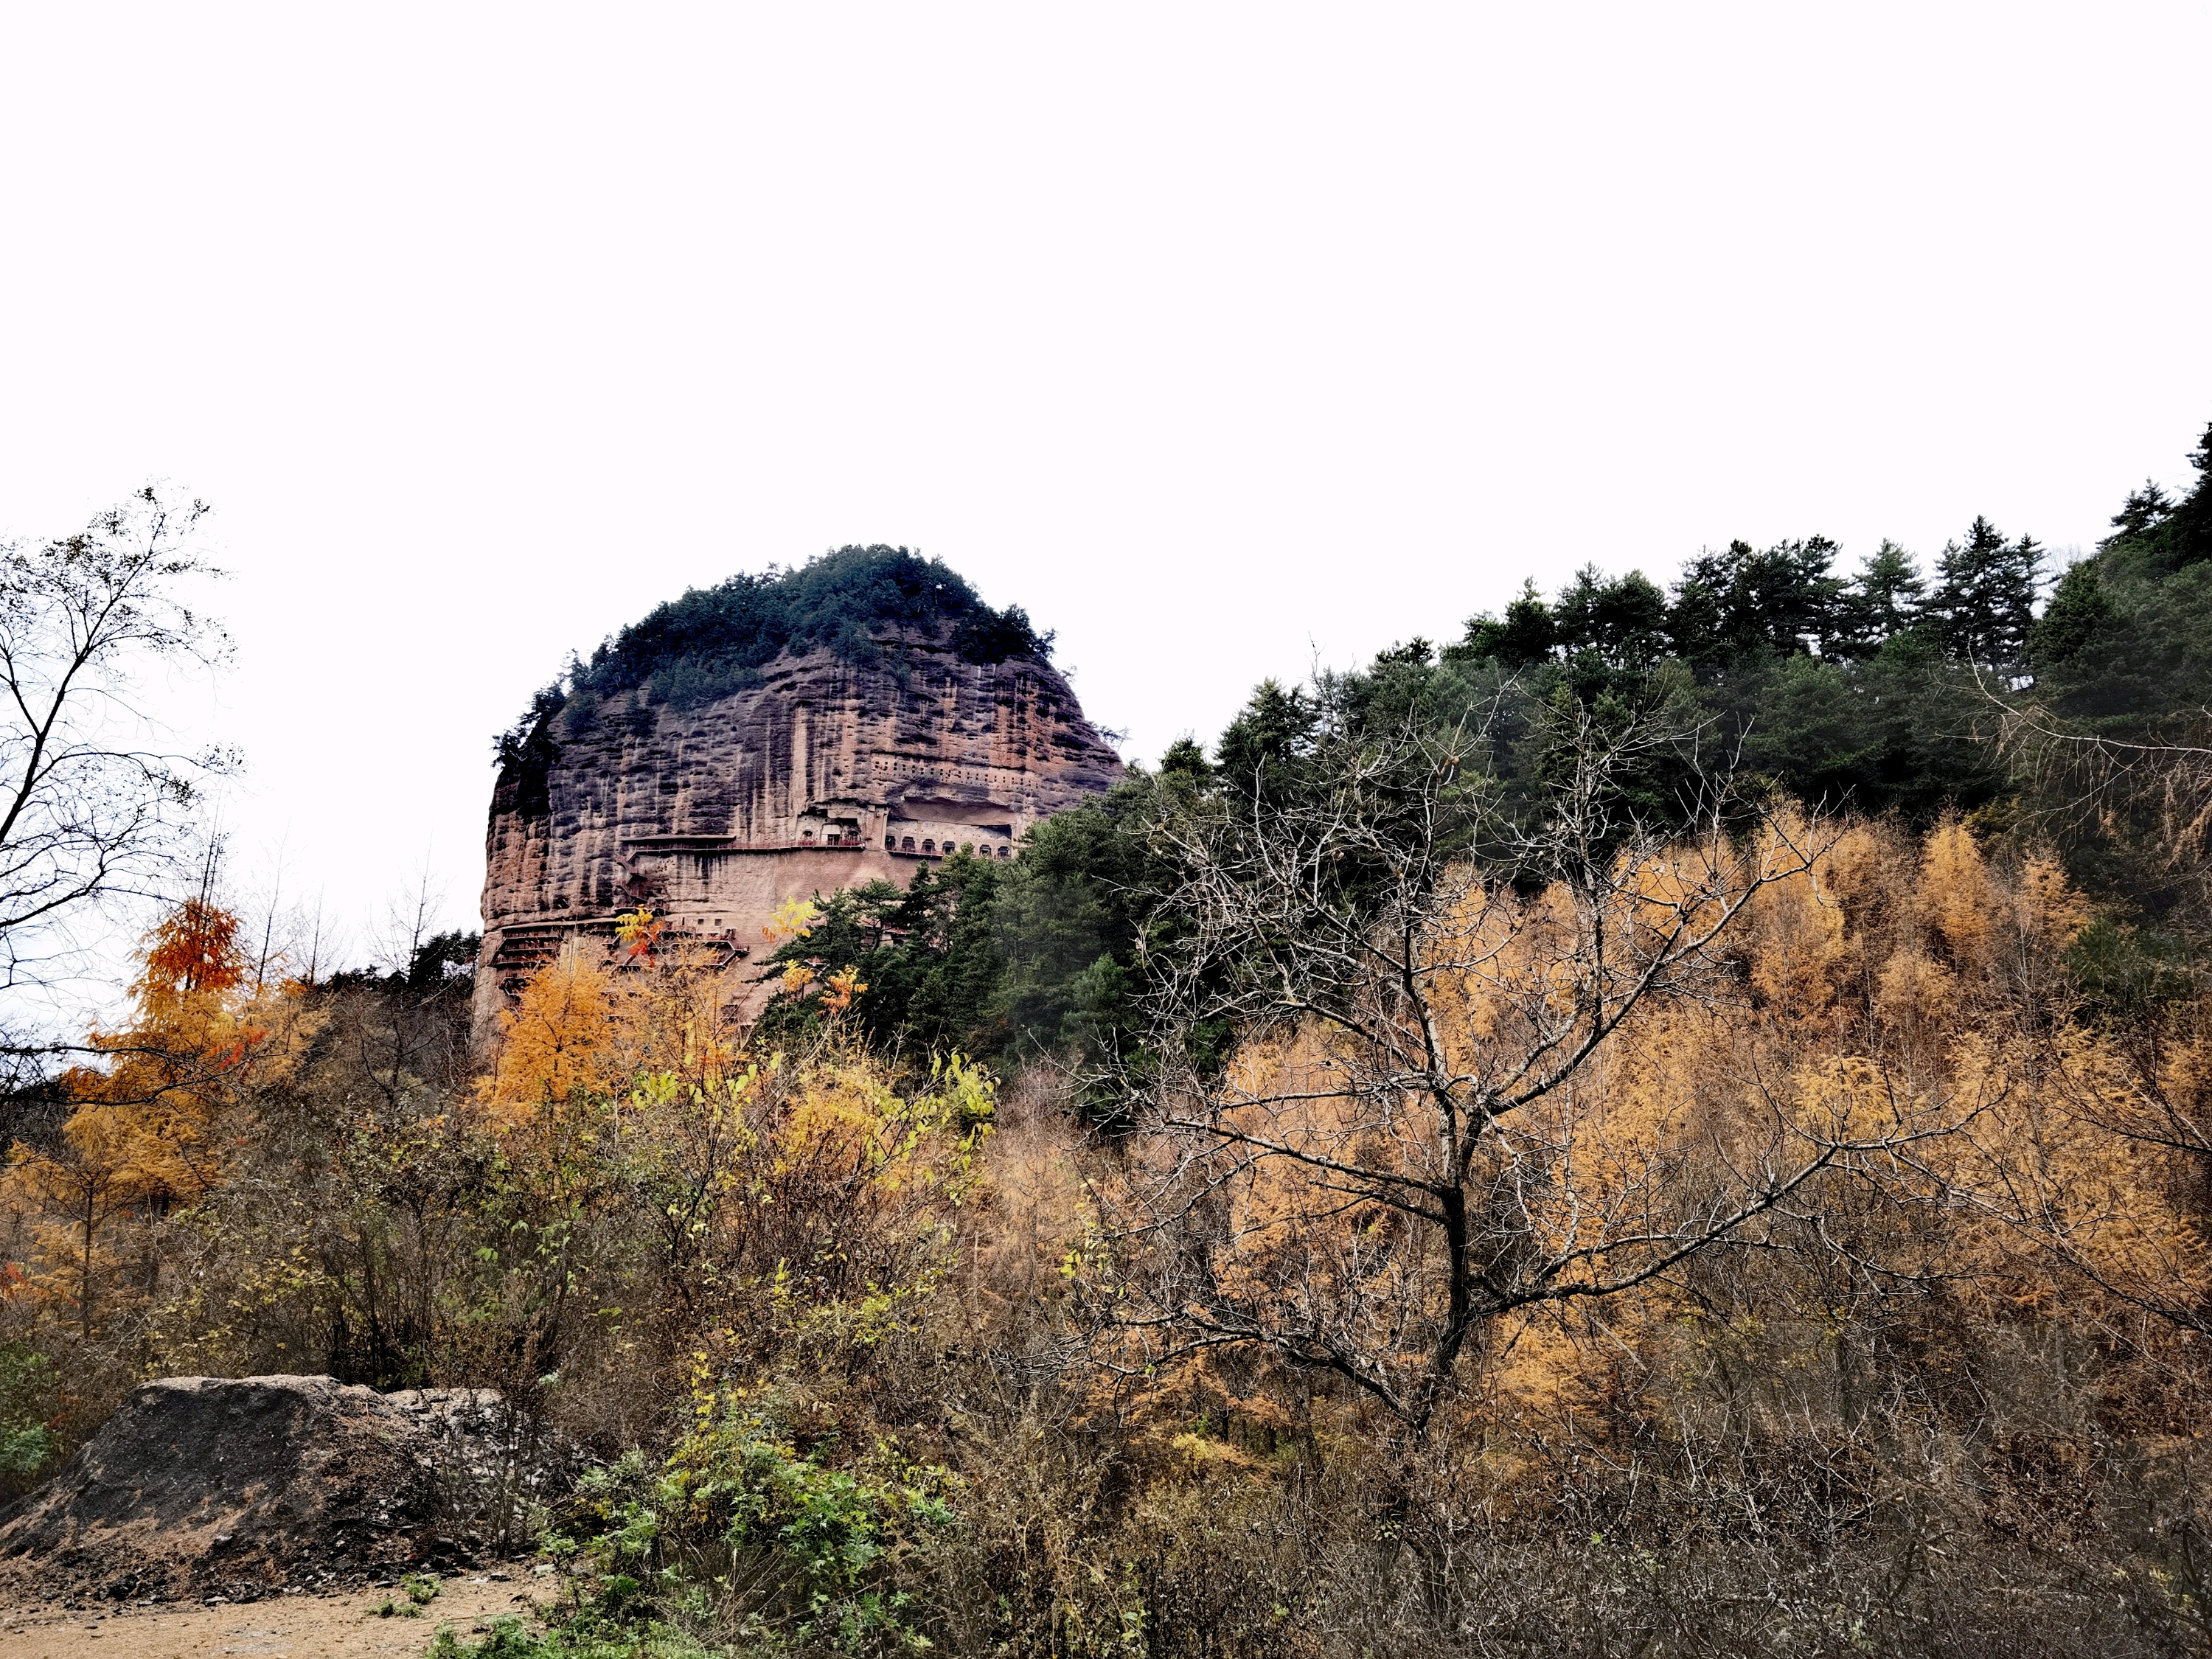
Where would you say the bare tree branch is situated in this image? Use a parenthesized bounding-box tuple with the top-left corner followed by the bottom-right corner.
(0, 487, 232, 1047)
(1092, 692, 1966, 1433)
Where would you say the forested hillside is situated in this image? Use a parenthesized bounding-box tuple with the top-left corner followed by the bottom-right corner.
(4, 422, 2211, 1657)
(756, 419, 2212, 1088)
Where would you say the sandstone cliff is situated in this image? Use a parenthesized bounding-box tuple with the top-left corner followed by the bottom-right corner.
(475, 630, 1121, 1037)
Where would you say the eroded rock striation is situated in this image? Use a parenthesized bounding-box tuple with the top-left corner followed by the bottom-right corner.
(476, 589, 1121, 1037)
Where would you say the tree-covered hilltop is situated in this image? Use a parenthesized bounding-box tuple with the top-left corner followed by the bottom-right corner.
(580, 542, 1055, 695)
(502, 545, 1054, 748)
(490, 543, 1055, 782)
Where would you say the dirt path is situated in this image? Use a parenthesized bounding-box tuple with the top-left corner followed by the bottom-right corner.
(0, 1574, 556, 1659)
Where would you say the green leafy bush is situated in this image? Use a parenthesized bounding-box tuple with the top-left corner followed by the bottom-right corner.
(0, 1341, 60, 1494)
(531, 1388, 957, 1653)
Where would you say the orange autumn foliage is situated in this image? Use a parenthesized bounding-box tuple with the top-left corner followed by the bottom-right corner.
(1119, 810, 2212, 1449)
(4, 896, 313, 1338)
(476, 939, 621, 1122)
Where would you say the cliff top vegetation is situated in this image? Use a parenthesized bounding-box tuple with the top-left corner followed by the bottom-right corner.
(493, 545, 1055, 763)
(576, 543, 1048, 706)
(491, 543, 1058, 787)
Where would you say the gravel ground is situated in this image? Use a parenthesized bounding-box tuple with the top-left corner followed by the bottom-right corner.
(0, 1572, 557, 1659)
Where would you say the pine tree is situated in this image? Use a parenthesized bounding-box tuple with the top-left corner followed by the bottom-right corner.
(1665, 537, 1845, 671)
(1831, 540, 1926, 658)
(2109, 419, 2212, 575)
(1933, 515, 2042, 665)
(2104, 479, 2174, 543)
(1215, 678, 1322, 801)
(1551, 566, 1670, 669)
(1462, 580, 1557, 669)
(2030, 560, 2112, 666)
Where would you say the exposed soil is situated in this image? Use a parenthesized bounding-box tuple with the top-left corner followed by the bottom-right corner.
(0, 1573, 557, 1659)
(0, 1376, 546, 1605)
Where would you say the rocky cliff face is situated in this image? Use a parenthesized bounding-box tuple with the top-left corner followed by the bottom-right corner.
(474, 633, 1121, 1038)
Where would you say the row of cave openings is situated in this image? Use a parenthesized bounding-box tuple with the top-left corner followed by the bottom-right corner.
(797, 826, 1014, 859)
(891, 833, 1012, 859)
(801, 827, 1013, 858)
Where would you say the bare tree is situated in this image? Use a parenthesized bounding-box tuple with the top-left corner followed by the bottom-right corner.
(1096, 698, 1959, 1433)
(1976, 669, 2212, 929)
(0, 487, 232, 1027)
(344, 852, 472, 1107)
(1902, 672, 2212, 1339)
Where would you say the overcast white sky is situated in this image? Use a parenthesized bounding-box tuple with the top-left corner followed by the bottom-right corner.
(2, 4, 2208, 987)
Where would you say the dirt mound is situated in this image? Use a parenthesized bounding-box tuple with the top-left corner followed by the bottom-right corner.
(0, 1375, 540, 1604)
